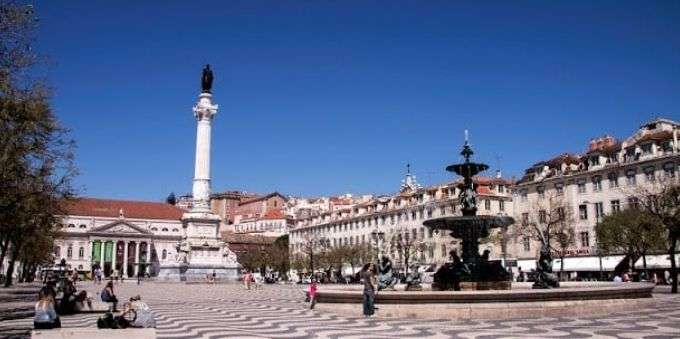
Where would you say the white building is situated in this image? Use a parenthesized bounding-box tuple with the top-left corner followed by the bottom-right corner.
(53, 198, 185, 278)
(511, 117, 679, 276)
(233, 209, 290, 237)
(289, 168, 514, 268)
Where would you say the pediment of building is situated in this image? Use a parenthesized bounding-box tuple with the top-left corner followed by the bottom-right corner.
(89, 220, 151, 235)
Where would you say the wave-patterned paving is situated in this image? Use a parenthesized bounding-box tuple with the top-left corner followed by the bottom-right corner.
(1, 282, 680, 338)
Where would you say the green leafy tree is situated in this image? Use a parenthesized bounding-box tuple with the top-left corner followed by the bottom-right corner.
(595, 209, 666, 271)
(631, 180, 680, 293)
(0, 1, 77, 287)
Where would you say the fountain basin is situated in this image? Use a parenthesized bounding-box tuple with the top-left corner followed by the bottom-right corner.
(314, 282, 655, 320)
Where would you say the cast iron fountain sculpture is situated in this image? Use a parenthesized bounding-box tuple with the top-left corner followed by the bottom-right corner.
(423, 133, 514, 290)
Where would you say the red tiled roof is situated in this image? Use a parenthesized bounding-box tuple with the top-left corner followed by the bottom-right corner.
(238, 192, 287, 205)
(262, 209, 285, 220)
(63, 198, 184, 220)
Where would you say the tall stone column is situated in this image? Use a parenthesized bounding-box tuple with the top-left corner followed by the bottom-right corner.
(190, 93, 218, 212)
(134, 243, 140, 276)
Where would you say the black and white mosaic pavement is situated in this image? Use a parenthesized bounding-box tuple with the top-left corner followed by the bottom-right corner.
(1, 282, 679, 338)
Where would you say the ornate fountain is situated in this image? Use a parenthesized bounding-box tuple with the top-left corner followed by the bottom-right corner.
(423, 134, 514, 290)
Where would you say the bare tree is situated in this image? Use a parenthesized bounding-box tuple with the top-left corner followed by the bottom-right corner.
(513, 193, 576, 275)
(387, 227, 427, 275)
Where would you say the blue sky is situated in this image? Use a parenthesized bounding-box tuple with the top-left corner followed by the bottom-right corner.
(34, 1, 679, 201)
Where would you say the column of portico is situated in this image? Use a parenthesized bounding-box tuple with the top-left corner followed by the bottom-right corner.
(134, 243, 140, 276)
(99, 240, 105, 269)
(111, 241, 117, 274)
(123, 241, 129, 277)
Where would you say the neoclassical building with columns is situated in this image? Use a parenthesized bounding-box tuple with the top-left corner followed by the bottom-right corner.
(54, 198, 185, 278)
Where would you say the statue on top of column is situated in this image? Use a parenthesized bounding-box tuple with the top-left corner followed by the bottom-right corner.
(201, 64, 213, 93)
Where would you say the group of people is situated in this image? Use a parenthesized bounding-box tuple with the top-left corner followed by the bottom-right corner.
(34, 274, 94, 329)
(33, 273, 155, 331)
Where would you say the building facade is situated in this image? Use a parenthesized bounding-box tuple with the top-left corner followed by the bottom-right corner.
(289, 169, 513, 269)
(54, 198, 185, 277)
(511, 117, 679, 274)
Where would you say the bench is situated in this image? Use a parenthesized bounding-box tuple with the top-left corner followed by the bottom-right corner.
(32, 328, 156, 339)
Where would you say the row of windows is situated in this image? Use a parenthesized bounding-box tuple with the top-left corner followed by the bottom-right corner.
(520, 162, 676, 199)
(294, 200, 506, 238)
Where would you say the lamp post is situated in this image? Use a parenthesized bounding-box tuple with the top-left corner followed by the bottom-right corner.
(370, 227, 384, 264)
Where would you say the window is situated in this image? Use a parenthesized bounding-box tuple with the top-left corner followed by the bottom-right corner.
(521, 213, 529, 226)
(592, 176, 602, 192)
(499, 200, 505, 211)
(590, 156, 600, 166)
(54, 246, 61, 257)
(79, 224, 87, 229)
(440, 206, 446, 216)
(151, 227, 158, 231)
(520, 189, 528, 202)
(579, 205, 588, 220)
(484, 199, 491, 210)
(537, 186, 545, 199)
(664, 162, 676, 178)
(555, 182, 564, 195)
(78, 247, 84, 258)
(628, 197, 640, 209)
(68, 223, 75, 228)
(427, 209, 433, 218)
(411, 211, 416, 220)
(162, 249, 167, 260)
(162, 227, 168, 232)
(523, 236, 531, 252)
(608, 172, 619, 188)
(644, 166, 655, 182)
(557, 207, 565, 220)
(498, 184, 505, 193)
(611, 200, 620, 213)
(577, 179, 586, 193)
(626, 169, 636, 186)
(580, 231, 590, 247)
(67, 246, 73, 259)
(538, 210, 547, 224)
(641, 143, 653, 155)
(172, 228, 179, 232)
(594, 202, 604, 221)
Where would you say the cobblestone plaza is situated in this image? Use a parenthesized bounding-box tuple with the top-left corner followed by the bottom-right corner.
(1, 282, 680, 339)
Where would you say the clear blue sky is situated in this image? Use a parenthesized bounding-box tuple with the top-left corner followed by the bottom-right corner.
(34, 1, 679, 201)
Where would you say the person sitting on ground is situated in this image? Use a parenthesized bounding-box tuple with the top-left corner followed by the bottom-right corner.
(126, 295, 156, 328)
(34, 290, 61, 330)
(101, 281, 119, 312)
(613, 274, 623, 283)
(74, 291, 93, 312)
(58, 280, 78, 315)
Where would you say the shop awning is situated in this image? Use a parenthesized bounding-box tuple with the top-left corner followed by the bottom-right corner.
(517, 259, 536, 271)
(552, 255, 625, 272)
(634, 254, 680, 269)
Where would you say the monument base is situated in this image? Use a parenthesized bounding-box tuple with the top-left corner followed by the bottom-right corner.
(156, 262, 240, 282)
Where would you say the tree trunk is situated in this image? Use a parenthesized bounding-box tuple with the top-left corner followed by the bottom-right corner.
(642, 252, 647, 270)
(670, 236, 678, 294)
(560, 254, 565, 281)
(4, 247, 20, 287)
(0, 237, 8, 273)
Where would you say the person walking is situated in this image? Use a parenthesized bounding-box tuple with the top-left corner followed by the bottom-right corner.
(308, 279, 318, 310)
(243, 270, 252, 290)
(360, 263, 377, 317)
